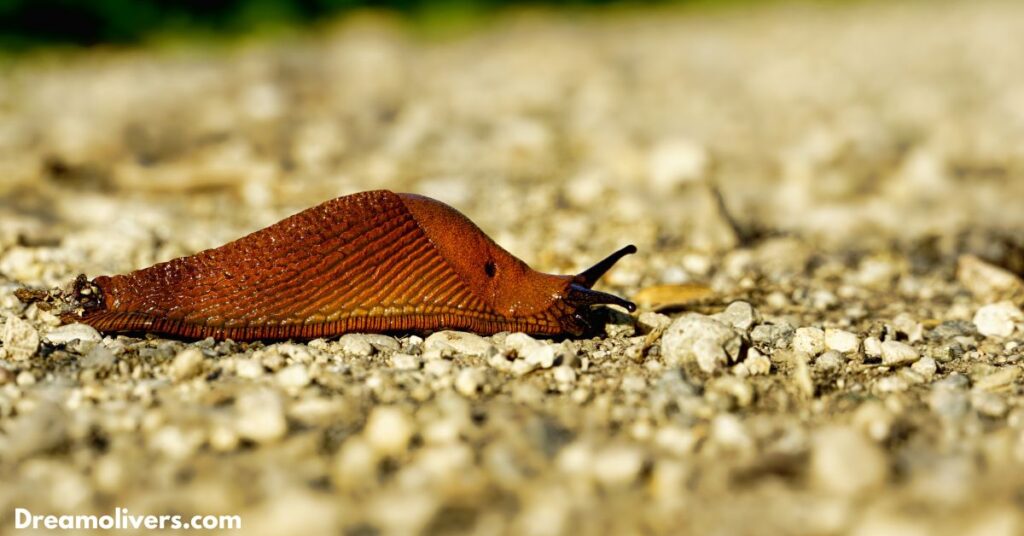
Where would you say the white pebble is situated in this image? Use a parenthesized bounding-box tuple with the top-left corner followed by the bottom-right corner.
(234, 389, 287, 443)
(363, 406, 414, 456)
(553, 365, 577, 385)
(793, 327, 826, 355)
(592, 445, 646, 487)
(973, 301, 1023, 338)
(390, 353, 421, 371)
(43, 323, 101, 345)
(863, 337, 883, 358)
(881, 341, 920, 366)
(235, 359, 265, 379)
(741, 348, 772, 376)
(910, 356, 937, 379)
(2, 315, 38, 361)
(168, 348, 205, 382)
(422, 331, 496, 359)
(337, 334, 374, 357)
(824, 329, 860, 353)
(810, 425, 887, 496)
(505, 333, 557, 369)
(276, 364, 311, 388)
(455, 367, 485, 397)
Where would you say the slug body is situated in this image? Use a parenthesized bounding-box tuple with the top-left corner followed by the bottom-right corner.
(65, 190, 635, 341)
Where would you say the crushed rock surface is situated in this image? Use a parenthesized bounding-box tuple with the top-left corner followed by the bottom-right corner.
(3, 2, 1024, 534)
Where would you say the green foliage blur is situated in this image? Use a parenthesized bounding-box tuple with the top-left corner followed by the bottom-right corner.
(0, 0, 669, 50)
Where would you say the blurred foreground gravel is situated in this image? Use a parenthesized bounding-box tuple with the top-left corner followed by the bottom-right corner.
(3, 1, 1024, 534)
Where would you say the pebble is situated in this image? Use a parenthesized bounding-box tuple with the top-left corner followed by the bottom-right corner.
(713, 301, 761, 332)
(737, 348, 771, 376)
(793, 327, 826, 355)
(592, 445, 646, 487)
(422, 331, 496, 359)
(973, 366, 1021, 392)
(973, 302, 1023, 338)
(636, 311, 672, 334)
(336, 334, 374, 357)
(363, 406, 415, 456)
(504, 333, 559, 369)
(750, 322, 794, 349)
(2, 315, 39, 361)
(815, 350, 846, 371)
(661, 313, 743, 372)
(454, 367, 486, 397)
(168, 347, 205, 382)
(910, 356, 937, 379)
(881, 341, 919, 366)
(957, 254, 1024, 301)
(824, 329, 860, 354)
(809, 425, 887, 496)
(234, 389, 287, 443)
(276, 364, 311, 388)
(235, 358, 265, 379)
(43, 323, 102, 345)
(647, 138, 708, 190)
(390, 353, 421, 371)
(863, 337, 883, 358)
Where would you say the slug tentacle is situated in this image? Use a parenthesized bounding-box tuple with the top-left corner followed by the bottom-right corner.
(63, 190, 637, 341)
(575, 244, 637, 288)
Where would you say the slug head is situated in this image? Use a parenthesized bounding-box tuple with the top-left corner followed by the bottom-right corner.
(397, 193, 636, 336)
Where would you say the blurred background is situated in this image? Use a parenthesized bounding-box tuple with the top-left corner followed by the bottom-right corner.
(3, 1, 1024, 535)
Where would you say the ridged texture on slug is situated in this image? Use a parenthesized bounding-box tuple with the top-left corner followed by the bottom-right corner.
(76, 190, 577, 340)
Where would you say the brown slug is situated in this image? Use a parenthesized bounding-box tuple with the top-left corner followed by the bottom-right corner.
(61, 190, 636, 341)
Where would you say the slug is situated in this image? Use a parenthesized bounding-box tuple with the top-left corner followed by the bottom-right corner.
(61, 190, 636, 341)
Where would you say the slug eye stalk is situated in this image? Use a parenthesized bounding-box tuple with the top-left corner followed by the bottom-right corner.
(574, 245, 638, 289)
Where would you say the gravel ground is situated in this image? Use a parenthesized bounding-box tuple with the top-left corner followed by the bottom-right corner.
(3, 1, 1024, 534)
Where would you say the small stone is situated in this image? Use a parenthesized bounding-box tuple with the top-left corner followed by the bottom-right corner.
(815, 350, 846, 371)
(235, 359, 265, 379)
(738, 348, 771, 376)
(973, 302, 1023, 338)
(592, 445, 646, 487)
(332, 437, 378, 490)
(422, 331, 496, 359)
(880, 341, 920, 366)
(863, 337, 883, 358)
(455, 367, 486, 397)
(714, 301, 761, 332)
(423, 358, 453, 377)
(793, 327, 826, 355)
(505, 333, 558, 369)
(750, 322, 794, 349)
(892, 313, 924, 343)
(390, 353, 421, 370)
(647, 137, 708, 191)
(552, 365, 577, 385)
(973, 366, 1021, 392)
(16, 370, 35, 386)
(2, 315, 38, 361)
(972, 391, 1008, 417)
(44, 323, 102, 345)
(910, 356, 937, 379)
(636, 311, 671, 334)
(957, 254, 1024, 302)
(337, 334, 374, 357)
(363, 406, 414, 457)
(825, 329, 860, 354)
(709, 414, 754, 453)
(810, 425, 887, 496)
(661, 313, 743, 372)
(276, 364, 311, 388)
(168, 347, 205, 382)
(234, 389, 287, 443)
